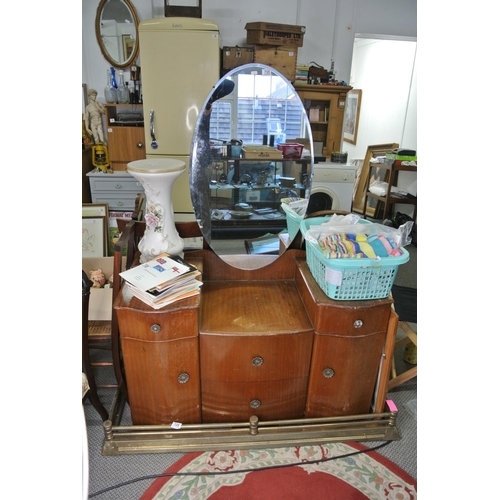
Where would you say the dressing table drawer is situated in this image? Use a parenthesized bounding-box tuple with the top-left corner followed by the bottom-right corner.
(120, 336, 201, 425)
(200, 332, 313, 382)
(201, 378, 309, 422)
(305, 331, 386, 417)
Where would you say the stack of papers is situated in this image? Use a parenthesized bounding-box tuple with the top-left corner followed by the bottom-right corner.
(119, 253, 202, 309)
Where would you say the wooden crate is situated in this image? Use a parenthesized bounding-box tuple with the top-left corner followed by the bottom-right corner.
(253, 45, 298, 82)
(222, 46, 254, 71)
(245, 22, 305, 48)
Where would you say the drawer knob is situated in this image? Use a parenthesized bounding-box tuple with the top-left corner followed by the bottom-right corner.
(178, 372, 190, 384)
(115, 184, 122, 189)
(137, 142, 144, 149)
(353, 319, 364, 328)
(252, 356, 264, 367)
(250, 399, 261, 409)
(150, 324, 162, 333)
(323, 368, 335, 378)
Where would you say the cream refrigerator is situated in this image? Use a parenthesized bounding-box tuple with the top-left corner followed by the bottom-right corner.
(138, 18, 221, 219)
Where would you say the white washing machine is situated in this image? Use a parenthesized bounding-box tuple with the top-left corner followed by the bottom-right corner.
(308, 161, 357, 213)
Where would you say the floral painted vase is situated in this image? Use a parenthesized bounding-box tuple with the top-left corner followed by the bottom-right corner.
(127, 159, 186, 262)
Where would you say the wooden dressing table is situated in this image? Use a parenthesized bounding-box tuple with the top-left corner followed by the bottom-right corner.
(104, 223, 400, 455)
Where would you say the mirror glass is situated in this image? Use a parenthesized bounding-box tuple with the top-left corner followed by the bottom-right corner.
(95, 0, 139, 69)
(190, 63, 314, 269)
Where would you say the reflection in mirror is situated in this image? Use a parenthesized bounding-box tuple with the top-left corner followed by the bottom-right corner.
(190, 64, 314, 269)
(95, 0, 139, 69)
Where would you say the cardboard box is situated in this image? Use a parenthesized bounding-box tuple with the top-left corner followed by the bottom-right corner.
(222, 45, 254, 70)
(253, 45, 298, 82)
(83, 257, 123, 321)
(242, 145, 283, 159)
(245, 22, 305, 47)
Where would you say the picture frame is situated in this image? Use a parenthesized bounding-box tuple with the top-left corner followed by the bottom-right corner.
(122, 35, 135, 62)
(82, 83, 88, 116)
(82, 204, 109, 256)
(82, 216, 106, 258)
(352, 143, 399, 217)
(343, 89, 362, 145)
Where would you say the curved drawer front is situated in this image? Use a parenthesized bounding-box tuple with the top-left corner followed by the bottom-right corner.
(121, 336, 201, 425)
(320, 304, 391, 336)
(200, 331, 313, 382)
(201, 377, 309, 423)
(305, 332, 386, 417)
(118, 307, 198, 342)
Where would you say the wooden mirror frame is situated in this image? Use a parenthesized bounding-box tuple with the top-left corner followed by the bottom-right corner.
(95, 0, 140, 69)
(352, 143, 399, 216)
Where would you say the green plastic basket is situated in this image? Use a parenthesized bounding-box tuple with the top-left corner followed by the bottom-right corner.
(300, 217, 410, 300)
(285, 209, 303, 241)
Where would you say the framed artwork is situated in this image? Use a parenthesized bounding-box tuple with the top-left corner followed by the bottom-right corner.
(352, 143, 399, 217)
(343, 89, 362, 145)
(82, 217, 106, 257)
(82, 204, 109, 256)
(122, 35, 135, 62)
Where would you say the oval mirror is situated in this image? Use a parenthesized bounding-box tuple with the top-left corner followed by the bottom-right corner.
(95, 0, 140, 69)
(190, 63, 314, 269)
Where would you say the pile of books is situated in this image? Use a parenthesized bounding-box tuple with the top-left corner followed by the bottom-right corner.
(119, 253, 202, 309)
(294, 64, 309, 84)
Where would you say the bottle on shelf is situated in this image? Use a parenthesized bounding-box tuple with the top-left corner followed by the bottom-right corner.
(117, 70, 129, 104)
(104, 69, 117, 103)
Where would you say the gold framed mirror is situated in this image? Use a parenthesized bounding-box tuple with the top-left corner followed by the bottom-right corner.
(190, 64, 314, 269)
(95, 0, 140, 69)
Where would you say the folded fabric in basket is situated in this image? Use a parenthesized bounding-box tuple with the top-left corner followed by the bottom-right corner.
(318, 232, 403, 259)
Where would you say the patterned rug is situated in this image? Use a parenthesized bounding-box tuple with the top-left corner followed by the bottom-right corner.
(140, 442, 417, 499)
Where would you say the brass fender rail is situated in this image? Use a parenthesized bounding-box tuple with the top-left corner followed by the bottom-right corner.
(102, 406, 400, 456)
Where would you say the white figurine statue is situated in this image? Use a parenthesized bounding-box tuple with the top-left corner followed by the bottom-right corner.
(85, 89, 106, 145)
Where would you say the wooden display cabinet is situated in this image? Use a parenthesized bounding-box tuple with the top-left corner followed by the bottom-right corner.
(105, 104, 146, 171)
(294, 84, 352, 157)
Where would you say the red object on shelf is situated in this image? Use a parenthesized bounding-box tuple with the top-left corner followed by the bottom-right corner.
(277, 143, 304, 159)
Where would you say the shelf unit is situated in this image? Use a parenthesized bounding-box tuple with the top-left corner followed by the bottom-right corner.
(208, 157, 311, 236)
(362, 161, 417, 221)
(104, 104, 146, 171)
(293, 84, 352, 157)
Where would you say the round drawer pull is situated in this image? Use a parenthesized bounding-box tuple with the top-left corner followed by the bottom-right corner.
(137, 142, 144, 149)
(323, 368, 335, 378)
(178, 372, 190, 384)
(115, 184, 122, 189)
(252, 356, 264, 367)
(150, 324, 162, 333)
(250, 399, 261, 409)
(353, 319, 364, 328)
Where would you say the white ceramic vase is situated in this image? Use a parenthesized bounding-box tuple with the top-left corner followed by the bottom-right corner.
(127, 159, 186, 263)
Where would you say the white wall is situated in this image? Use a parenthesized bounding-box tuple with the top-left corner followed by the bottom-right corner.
(343, 38, 417, 216)
(82, 0, 417, 101)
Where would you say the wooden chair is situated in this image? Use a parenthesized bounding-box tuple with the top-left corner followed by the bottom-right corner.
(82, 270, 109, 421)
(84, 194, 145, 406)
(388, 284, 417, 390)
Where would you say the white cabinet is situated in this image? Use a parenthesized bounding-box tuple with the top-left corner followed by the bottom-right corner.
(87, 171, 144, 212)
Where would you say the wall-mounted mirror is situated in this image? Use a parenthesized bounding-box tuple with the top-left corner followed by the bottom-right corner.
(190, 63, 314, 269)
(95, 0, 140, 69)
